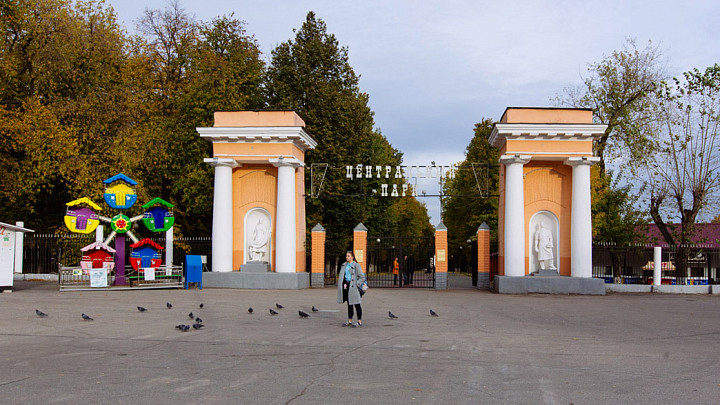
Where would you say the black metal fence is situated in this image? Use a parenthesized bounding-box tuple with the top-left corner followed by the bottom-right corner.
(366, 236, 435, 288)
(22, 233, 212, 274)
(592, 243, 720, 285)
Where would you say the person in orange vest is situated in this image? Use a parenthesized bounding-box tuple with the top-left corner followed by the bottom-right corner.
(393, 256, 399, 285)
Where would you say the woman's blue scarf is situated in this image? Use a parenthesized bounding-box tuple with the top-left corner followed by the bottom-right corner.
(344, 262, 353, 282)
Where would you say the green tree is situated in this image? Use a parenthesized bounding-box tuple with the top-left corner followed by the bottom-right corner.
(129, 2, 265, 235)
(442, 119, 500, 250)
(265, 11, 428, 247)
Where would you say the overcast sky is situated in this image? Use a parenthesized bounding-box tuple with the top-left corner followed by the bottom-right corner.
(111, 0, 720, 225)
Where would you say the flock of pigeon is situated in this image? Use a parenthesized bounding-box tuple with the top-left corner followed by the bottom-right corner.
(34, 304, 440, 331)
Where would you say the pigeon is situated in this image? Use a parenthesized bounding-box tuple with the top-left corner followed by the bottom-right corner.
(188, 312, 194, 319)
(275, 303, 284, 309)
(166, 302, 173, 309)
(195, 317, 203, 323)
(311, 306, 319, 312)
(175, 324, 190, 332)
(430, 309, 439, 317)
(35, 309, 48, 318)
(269, 308, 279, 315)
(81, 313, 94, 321)
(298, 310, 310, 318)
(248, 307, 254, 314)
(199, 303, 204, 308)
(388, 311, 398, 319)
(192, 323, 205, 329)
(137, 306, 147, 312)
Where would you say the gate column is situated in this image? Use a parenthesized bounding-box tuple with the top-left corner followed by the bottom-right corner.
(435, 222, 448, 290)
(311, 224, 326, 288)
(477, 222, 490, 289)
(353, 223, 367, 267)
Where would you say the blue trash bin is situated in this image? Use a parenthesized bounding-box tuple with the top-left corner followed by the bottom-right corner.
(185, 255, 203, 289)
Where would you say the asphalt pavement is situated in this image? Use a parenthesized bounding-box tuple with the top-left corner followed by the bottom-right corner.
(2, 279, 720, 405)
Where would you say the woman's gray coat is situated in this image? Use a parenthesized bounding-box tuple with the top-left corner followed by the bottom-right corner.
(337, 261, 366, 305)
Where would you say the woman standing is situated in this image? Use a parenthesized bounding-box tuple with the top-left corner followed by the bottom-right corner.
(337, 251, 366, 327)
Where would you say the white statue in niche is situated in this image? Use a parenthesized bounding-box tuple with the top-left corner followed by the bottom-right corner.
(534, 220, 556, 270)
(248, 218, 270, 262)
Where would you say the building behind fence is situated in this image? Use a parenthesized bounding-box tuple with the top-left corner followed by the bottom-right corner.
(22, 234, 212, 274)
(592, 243, 720, 285)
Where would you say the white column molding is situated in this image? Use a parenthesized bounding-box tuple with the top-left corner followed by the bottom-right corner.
(205, 158, 239, 272)
(270, 157, 304, 273)
(499, 155, 531, 277)
(565, 157, 599, 277)
(653, 246, 662, 286)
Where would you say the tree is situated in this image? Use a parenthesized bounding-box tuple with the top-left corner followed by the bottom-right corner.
(442, 119, 500, 251)
(129, 3, 265, 235)
(555, 38, 666, 175)
(265, 12, 428, 248)
(645, 64, 720, 279)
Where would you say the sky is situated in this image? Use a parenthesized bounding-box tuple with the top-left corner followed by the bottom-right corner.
(110, 0, 720, 225)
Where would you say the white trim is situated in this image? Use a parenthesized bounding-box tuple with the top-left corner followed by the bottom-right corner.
(489, 123, 608, 148)
(196, 126, 318, 151)
(0, 222, 34, 233)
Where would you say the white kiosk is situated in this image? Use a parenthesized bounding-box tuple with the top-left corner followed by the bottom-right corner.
(0, 221, 34, 292)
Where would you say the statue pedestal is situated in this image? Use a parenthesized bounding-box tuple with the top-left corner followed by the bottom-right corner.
(532, 269, 559, 276)
(240, 262, 270, 273)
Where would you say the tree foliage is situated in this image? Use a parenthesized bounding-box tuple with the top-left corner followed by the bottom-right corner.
(265, 12, 432, 247)
(441, 119, 500, 249)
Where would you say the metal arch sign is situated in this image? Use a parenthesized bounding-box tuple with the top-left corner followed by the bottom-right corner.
(310, 163, 494, 198)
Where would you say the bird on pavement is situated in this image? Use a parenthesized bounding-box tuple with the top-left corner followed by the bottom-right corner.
(192, 323, 205, 329)
(248, 307, 254, 314)
(199, 303, 204, 308)
(299, 310, 310, 318)
(188, 312, 194, 319)
(195, 317, 203, 323)
(430, 309, 439, 317)
(388, 311, 398, 319)
(137, 306, 147, 312)
(275, 303, 284, 309)
(81, 313, 94, 321)
(269, 308, 279, 315)
(166, 302, 173, 309)
(35, 309, 48, 318)
(311, 306, 319, 312)
(175, 324, 190, 332)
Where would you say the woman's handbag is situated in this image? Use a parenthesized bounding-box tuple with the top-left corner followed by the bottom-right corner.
(358, 281, 369, 296)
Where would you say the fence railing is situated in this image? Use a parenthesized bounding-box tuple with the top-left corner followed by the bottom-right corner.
(592, 243, 720, 285)
(22, 234, 212, 274)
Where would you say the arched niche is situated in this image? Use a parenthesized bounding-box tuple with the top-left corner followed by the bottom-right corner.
(244, 208, 272, 264)
(529, 211, 559, 274)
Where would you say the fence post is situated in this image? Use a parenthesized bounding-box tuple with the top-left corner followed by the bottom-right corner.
(435, 222, 448, 290)
(166, 227, 174, 266)
(653, 246, 662, 287)
(353, 223, 367, 266)
(477, 222, 490, 289)
(311, 224, 326, 288)
(14, 221, 24, 274)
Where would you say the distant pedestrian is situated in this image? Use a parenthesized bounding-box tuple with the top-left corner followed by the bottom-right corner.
(337, 251, 366, 327)
(393, 256, 399, 285)
(403, 255, 414, 285)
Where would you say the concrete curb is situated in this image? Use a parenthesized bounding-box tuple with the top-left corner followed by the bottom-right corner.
(13, 273, 58, 282)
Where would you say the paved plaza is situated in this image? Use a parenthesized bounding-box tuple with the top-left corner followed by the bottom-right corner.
(2, 278, 720, 404)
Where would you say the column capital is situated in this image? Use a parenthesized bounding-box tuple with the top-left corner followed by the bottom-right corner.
(269, 157, 304, 168)
(204, 158, 239, 168)
(564, 156, 600, 167)
(499, 154, 532, 165)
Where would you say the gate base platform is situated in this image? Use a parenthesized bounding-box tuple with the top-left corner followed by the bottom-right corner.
(494, 275, 605, 295)
(202, 272, 309, 289)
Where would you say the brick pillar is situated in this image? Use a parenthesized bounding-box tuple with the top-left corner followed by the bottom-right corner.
(311, 224, 326, 288)
(353, 223, 368, 268)
(477, 222, 490, 289)
(435, 222, 448, 290)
